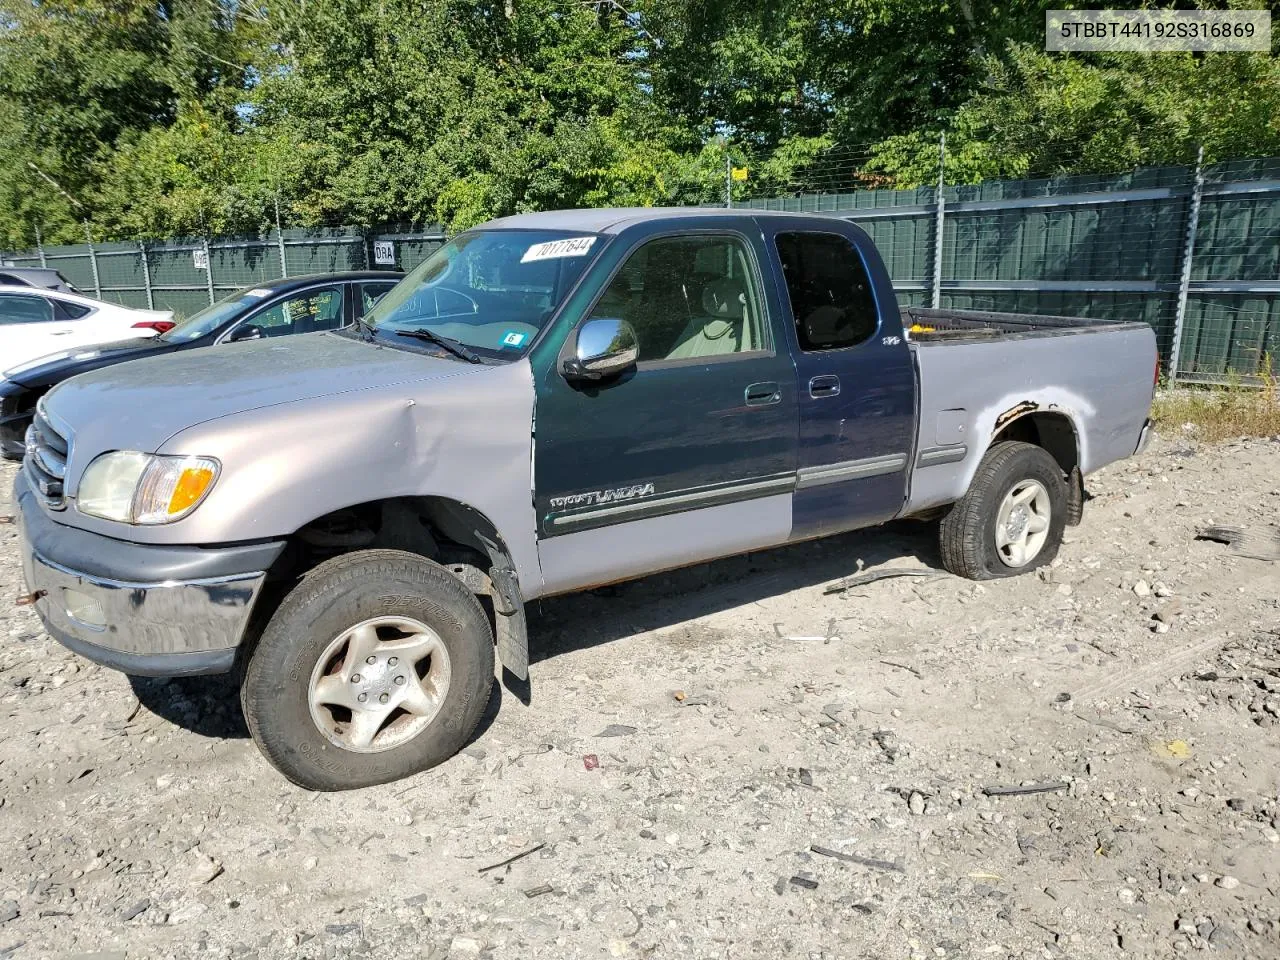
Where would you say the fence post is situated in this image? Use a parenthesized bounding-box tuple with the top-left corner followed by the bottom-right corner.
(202, 236, 215, 305)
(35, 225, 47, 268)
(931, 132, 946, 309)
(274, 195, 288, 277)
(1168, 146, 1204, 385)
(138, 240, 155, 310)
(83, 221, 102, 299)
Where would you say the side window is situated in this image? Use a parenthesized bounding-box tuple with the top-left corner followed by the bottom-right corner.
(587, 234, 769, 362)
(0, 294, 54, 325)
(55, 300, 93, 320)
(359, 281, 398, 317)
(775, 232, 879, 351)
(244, 286, 345, 337)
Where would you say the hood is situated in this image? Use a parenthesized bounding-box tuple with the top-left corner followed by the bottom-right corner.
(45, 332, 487, 457)
(3, 336, 173, 387)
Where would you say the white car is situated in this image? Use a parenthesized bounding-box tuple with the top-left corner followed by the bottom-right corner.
(0, 285, 175, 370)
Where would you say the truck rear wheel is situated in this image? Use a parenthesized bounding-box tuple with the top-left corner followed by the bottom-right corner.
(939, 441, 1067, 580)
(241, 549, 493, 790)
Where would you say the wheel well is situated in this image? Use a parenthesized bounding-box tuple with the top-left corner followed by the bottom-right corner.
(990, 410, 1079, 478)
(273, 496, 511, 581)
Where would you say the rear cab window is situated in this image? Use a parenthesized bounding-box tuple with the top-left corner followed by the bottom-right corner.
(775, 232, 880, 351)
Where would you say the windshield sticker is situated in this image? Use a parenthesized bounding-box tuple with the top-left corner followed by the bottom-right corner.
(245, 288, 272, 298)
(520, 236, 597, 263)
(500, 331, 528, 348)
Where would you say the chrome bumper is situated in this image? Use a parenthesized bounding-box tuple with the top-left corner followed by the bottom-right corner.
(18, 536, 265, 677)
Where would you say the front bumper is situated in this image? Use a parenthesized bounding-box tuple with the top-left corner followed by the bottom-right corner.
(14, 471, 284, 677)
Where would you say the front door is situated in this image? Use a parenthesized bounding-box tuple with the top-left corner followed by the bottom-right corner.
(762, 223, 917, 540)
(533, 226, 799, 594)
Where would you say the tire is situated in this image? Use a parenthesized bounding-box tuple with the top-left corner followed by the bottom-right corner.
(241, 549, 494, 790)
(938, 441, 1067, 581)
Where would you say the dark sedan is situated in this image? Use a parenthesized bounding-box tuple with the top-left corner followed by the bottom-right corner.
(1, 271, 401, 458)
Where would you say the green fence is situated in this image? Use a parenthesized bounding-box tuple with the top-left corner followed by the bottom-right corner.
(1, 225, 445, 321)
(735, 155, 1280, 384)
(5, 156, 1280, 383)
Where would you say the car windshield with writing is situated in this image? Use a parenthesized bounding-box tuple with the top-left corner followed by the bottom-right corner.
(161, 287, 275, 343)
(363, 230, 600, 358)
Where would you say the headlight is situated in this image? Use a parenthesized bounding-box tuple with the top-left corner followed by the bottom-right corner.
(78, 452, 219, 524)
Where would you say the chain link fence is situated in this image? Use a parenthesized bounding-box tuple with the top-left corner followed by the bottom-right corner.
(5, 154, 1279, 384)
(2, 225, 445, 320)
(734, 153, 1280, 384)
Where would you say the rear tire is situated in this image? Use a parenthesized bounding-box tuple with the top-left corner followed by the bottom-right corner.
(241, 549, 493, 791)
(939, 441, 1067, 581)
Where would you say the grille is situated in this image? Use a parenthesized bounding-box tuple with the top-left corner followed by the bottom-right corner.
(24, 401, 70, 509)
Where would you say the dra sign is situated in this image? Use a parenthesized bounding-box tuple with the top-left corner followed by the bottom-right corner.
(372, 240, 396, 266)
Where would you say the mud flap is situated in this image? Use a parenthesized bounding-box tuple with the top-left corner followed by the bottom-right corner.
(1065, 465, 1084, 526)
(488, 565, 529, 681)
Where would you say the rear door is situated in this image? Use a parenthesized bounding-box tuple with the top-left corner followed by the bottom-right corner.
(760, 222, 916, 539)
(533, 224, 799, 594)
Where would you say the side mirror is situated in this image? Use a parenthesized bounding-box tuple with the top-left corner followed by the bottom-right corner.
(562, 318, 639, 381)
(227, 323, 264, 343)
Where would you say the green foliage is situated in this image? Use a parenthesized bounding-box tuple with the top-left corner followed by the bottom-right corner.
(868, 44, 1280, 186)
(0, 0, 1277, 246)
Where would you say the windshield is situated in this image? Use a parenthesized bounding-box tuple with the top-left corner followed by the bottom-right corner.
(160, 286, 276, 342)
(364, 229, 601, 356)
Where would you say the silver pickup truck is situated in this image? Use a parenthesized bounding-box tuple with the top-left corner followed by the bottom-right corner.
(13, 209, 1157, 789)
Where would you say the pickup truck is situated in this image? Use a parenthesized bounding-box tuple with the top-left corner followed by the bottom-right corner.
(13, 208, 1157, 790)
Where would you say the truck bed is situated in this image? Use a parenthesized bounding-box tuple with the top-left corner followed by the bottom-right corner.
(900, 306, 1157, 517)
(902, 306, 1149, 343)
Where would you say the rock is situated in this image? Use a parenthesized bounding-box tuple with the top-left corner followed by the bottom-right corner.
(1214, 875, 1239, 890)
(168, 900, 209, 924)
(1132, 580, 1151, 597)
(0, 900, 17, 924)
(188, 849, 224, 885)
(872, 729, 899, 763)
(450, 935, 483, 955)
(1153, 582, 1173, 597)
(120, 898, 150, 922)
(908, 791, 926, 816)
(595, 724, 637, 738)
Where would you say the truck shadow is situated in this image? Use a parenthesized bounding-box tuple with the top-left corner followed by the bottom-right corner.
(130, 518, 938, 739)
(521, 517, 940, 677)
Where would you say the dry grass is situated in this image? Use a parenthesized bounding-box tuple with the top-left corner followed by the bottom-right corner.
(1153, 368, 1280, 443)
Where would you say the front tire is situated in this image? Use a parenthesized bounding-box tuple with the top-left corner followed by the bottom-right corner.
(938, 441, 1067, 580)
(241, 549, 494, 790)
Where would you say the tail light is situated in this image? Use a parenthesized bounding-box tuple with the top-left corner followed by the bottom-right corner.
(132, 320, 175, 334)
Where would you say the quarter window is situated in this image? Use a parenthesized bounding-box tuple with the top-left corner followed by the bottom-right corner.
(359, 281, 398, 316)
(587, 234, 768, 362)
(775, 232, 879, 351)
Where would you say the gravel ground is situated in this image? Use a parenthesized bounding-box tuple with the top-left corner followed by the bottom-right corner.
(1, 435, 1279, 960)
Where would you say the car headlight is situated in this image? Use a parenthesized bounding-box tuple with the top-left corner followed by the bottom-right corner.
(78, 451, 219, 524)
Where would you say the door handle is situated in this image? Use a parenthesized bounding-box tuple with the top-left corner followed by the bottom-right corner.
(50, 330, 73, 336)
(745, 381, 781, 406)
(809, 375, 841, 398)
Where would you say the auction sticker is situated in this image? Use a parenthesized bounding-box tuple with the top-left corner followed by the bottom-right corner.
(501, 331, 528, 348)
(521, 236, 597, 263)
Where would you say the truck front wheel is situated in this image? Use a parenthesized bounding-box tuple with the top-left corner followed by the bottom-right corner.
(939, 441, 1067, 580)
(241, 549, 494, 790)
